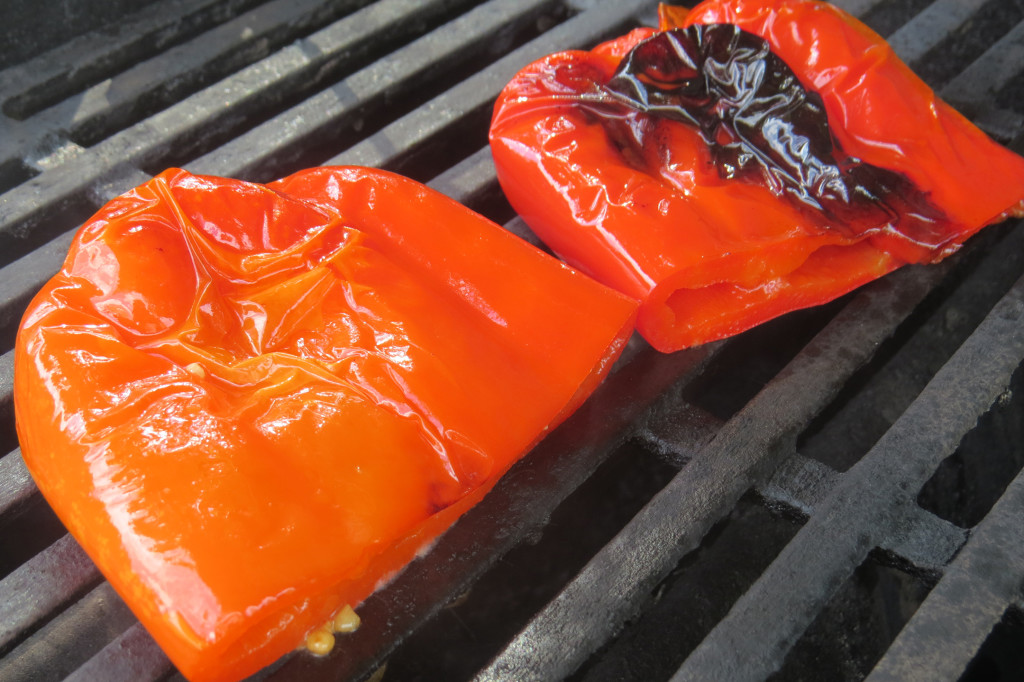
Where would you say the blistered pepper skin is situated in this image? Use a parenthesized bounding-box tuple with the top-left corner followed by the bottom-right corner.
(14, 167, 637, 682)
(489, 0, 1024, 352)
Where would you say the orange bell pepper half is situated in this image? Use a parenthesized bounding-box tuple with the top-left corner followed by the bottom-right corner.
(489, 0, 1024, 352)
(14, 167, 636, 681)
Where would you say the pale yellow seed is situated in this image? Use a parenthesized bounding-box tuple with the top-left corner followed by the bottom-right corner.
(305, 626, 335, 656)
(333, 604, 361, 634)
(184, 362, 206, 379)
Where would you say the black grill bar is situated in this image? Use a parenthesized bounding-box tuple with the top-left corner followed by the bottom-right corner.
(0, 236, 76, 346)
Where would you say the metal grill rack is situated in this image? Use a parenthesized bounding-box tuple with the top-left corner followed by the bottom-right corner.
(1, 1, 1023, 680)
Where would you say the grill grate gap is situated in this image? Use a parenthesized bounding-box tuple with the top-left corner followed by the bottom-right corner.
(917, 361, 1024, 529)
(0, 160, 38, 197)
(0, 193, 99, 281)
(2, 0, 269, 121)
(913, 0, 1024, 89)
(378, 438, 679, 682)
(681, 299, 846, 422)
(376, 105, 497, 184)
(797, 219, 1024, 472)
(466, 181, 519, 229)
(767, 550, 934, 682)
(859, 0, 935, 38)
(567, 493, 804, 682)
(66, 0, 382, 149)
(996, 64, 1024, 113)
(0, 497, 66, 581)
(960, 605, 1024, 682)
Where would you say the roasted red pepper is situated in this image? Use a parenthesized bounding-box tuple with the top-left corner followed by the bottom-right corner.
(489, 0, 1024, 352)
(14, 167, 636, 682)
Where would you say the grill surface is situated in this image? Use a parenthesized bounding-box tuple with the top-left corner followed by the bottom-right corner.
(2, 1, 1024, 681)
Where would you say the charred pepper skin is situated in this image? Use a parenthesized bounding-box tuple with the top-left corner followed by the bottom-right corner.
(596, 24, 952, 245)
(489, 0, 1024, 352)
(14, 167, 637, 682)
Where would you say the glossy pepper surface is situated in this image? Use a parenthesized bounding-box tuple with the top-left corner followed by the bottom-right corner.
(489, 0, 1024, 352)
(14, 167, 637, 682)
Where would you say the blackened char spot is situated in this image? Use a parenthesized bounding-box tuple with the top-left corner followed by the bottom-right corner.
(586, 24, 953, 248)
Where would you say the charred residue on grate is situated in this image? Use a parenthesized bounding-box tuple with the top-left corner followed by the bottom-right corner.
(996, 59, 1024, 118)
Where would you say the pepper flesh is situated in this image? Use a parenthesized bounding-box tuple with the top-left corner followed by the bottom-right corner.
(14, 167, 637, 682)
(489, 0, 1024, 352)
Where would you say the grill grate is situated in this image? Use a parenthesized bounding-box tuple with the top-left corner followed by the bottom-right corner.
(2, 1, 1024, 681)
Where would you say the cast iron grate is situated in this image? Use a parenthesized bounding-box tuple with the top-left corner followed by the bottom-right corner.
(1, 1, 1023, 681)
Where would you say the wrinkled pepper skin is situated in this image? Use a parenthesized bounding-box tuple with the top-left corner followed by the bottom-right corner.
(14, 167, 637, 682)
(489, 0, 1024, 352)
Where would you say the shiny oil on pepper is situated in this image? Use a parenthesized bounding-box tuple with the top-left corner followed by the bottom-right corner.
(14, 167, 637, 682)
(489, 0, 1024, 352)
